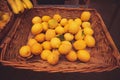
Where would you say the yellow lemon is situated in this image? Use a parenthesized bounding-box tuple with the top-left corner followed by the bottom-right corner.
(42, 15, 51, 22)
(53, 14, 62, 22)
(62, 41, 72, 46)
(74, 18, 82, 26)
(34, 33, 45, 42)
(77, 50, 90, 62)
(64, 33, 74, 41)
(50, 37, 61, 48)
(83, 27, 94, 35)
(66, 50, 77, 62)
(41, 50, 51, 60)
(84, 35, 95, 47)
(75, 30, 85, 40)
(64, 24, 69, 33)
(19, 45, 31, 57)
(52, 49, 60, 56)
(68, 19, 74, 24)
(32, 16, 42, 24)
(55, 25, 65, 34)
(60, 18, 68, 26)
(42, 41, 52, 50)
(42, 22, 48, 32)
(73, 40, 86, 50)
(45, 29, 56, 41)
(27, 38, 38, 47)
(48, 19, 58, 29)
(68, 21, 79, 34)
(47, 52, 59, 65)
(31, 23, 43, 35)
(31, 43, 43, 55)
(82, 22, 91, 28)
(81, 11, 91, 21)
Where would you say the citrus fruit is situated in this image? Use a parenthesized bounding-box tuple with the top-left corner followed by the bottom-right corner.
(32, 16, 42, 24)
(73, 40, 86, 50)
(50, 37, 61, 48)
(45, 29, 56, 41)
(27, 38, 38, 47)
(53, 14, 62, 22)
(66, 50, 77, 62)
(55, 25, 65, 34)
(64, 24, 69, 33)
(60, 18, 68, 26)
(83, 27, 94, 35)
(75, 30, 85, 40)
(34, 33, 45, 43)
(42, 15, 51, 22)
(41, 50, 51, 60)
(48, 19, 58, 29)
(68, 19, 74, 24)
(52, 49, 60, 56)
(31, 43, 43, 55)
(81, 11, 91, 21)
(42, 22, 48, 32)
(64, 33, 74, 41)
(19, 45, 31, 57)
(42, 41, 52, 50)
(31, 23, 43, 35)
(74, 18, 82, 26)
(82, 22, 91, 28)
(84, 35, 95, 47)
(77, 50, 90, 62)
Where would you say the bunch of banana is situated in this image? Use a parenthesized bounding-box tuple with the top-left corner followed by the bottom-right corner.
(7, 0, 33, 14)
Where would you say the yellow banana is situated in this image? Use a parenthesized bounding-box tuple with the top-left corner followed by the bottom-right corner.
(22, 0, 33, 9)
(22, 2, 27, 9)
(14, 0, 24, 13)
(7, 0, 19, 14)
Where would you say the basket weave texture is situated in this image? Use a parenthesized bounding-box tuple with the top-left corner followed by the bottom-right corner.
(0, 7, 120, 73)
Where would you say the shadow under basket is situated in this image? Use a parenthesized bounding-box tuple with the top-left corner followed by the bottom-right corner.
(0, 7, 120, 73)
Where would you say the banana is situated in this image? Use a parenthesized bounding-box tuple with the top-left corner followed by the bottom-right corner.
(14, 0, 24, 13)
(22, 0, 33, 9)
(22, 2, 27, 9)
(7, 0, 19, 14)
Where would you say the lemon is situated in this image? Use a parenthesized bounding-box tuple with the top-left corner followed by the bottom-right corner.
(31, 43, 43, 55)
(74, 18, 82, 26)
(19, 45, 31, 57)
(58, 41, 72, 55)
(42, 41, 52, 50)
(48, 19, 58, 29)
(60, 18, 68, 26)
(64, 33, 74, 41)
(75, 30, 85, 40)
(81, 11, 91, 21)
(62, 41, 72, 46)
(55, 25, 65, 34)
(27, 38, 38, 47)
(77, 50, 90, 62)
(34, 33, 45, 42)
(66, 50, 77, 62)
(42, 22, 48, 32)
(64, 24, 69, 33)
(45, 29, 56, 41)
(47, 52, 59, 65)
(52, 49, 60, 56)
(84, 35, 95, 47)
(31, 23, 43, 35)
(68, 19, 74, 24)
(84, 27, 94, 35)
(68, 21, 79, 34)
(50, 37, 61, 48)
(42, 15, 51, 22)
(82, 22, 91, 28)
(41, 50, 51, 60)
(53, 14, 62, 22)
(32, 16, 42, 24)
(73, 40, 86, 50)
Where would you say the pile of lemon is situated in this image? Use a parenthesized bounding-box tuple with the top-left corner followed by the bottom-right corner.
(19, 11, 95, 65)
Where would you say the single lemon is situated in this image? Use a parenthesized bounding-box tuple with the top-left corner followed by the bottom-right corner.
(81, 11, 91, 21)
(42, 22, 48, 32)
(31, 43, 43, 55)
(68, 19, 74, 24)
(50, 37, 61, 48)
(64, 33, 74, 41)
(45, 29, 56, 41)
(53, 14, 62, 22)
(32, 16, 42, 24)
(74, 18, 82, 26)
(73, 40, 86, 50)
(82, 22, 91, 28)
(75, 30, 85, 40)
(60, 18, 68, 26)
(41, 50, 51, 60)
(31, 23, 43, 35)
(77, 50, 90, 62)
(19, 45, 31, 57)
(55, 25, 65, 34)
(27, 38, 38, 47)
(48, 19, 58, 29)
(52, 49, 60, 56)
(34, 33, 45, 42)
(42, 15, 51, 22)
(84, 35, 95, 47)
(64, 24, 69, 33)
(83, 27, 94, 35)
(66, 50, 77, 62)
(42, 41, 52, 50)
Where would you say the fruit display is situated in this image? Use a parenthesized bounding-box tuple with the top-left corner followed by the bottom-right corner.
(7, 0, 33, 14)
(19, 11, 96, 65)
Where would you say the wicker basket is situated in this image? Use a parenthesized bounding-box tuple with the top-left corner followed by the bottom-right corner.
(0, 7, 120, 73)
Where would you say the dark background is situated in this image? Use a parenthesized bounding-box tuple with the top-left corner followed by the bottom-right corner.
(0, 0, 120, 80)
